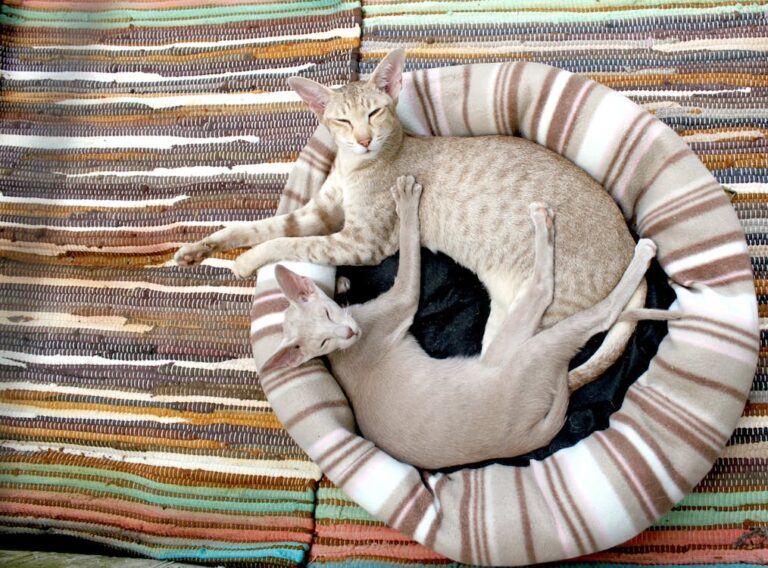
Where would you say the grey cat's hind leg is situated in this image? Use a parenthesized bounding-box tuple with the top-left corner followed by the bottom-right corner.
(482, 203, 556, 365)
(532, 239, 657, 365)
(351, 176, 424, 343)
(480, 300, 506, 358)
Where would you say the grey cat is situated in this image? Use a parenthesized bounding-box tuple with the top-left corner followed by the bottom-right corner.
(259, 176, 667, 469)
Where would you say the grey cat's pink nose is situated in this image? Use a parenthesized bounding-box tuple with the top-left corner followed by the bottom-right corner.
(335, 326, 355, 339)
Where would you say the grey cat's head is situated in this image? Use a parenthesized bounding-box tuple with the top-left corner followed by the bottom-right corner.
(287, 49, 406, 160)
(260, 265, 361, 374)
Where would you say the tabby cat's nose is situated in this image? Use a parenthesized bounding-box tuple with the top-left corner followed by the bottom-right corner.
(357, 138, 371, 148)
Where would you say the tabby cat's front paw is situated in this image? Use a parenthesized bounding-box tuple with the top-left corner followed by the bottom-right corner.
(232, 254, 258, 279)
(175, 241, 219, 266)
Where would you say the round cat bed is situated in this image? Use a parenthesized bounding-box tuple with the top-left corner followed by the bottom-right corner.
(250, 62, 758, 565)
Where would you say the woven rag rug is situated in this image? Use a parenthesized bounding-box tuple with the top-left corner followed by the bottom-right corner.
(1, 0, 768, 566)
(0, 0, 361, 565)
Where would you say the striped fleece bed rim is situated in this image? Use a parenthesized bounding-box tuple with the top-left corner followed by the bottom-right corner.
(249, 61, 760, 566)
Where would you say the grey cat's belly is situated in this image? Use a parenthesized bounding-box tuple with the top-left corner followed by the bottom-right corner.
(395, 135, 636, 326)
(341, 340, 565, 468)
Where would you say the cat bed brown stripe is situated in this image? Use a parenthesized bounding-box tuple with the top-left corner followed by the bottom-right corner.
(249, 62, 759, 565)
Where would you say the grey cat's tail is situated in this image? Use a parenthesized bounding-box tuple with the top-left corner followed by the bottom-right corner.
(566, 279, 647, 392)
(617, 308, 682, 322)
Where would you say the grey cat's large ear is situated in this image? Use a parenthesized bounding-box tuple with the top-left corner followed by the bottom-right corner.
(368, 49, 406, 101)
(275, 264, 317, 304)
(260, 342, 305, 374)
(287, 76, 334, 117)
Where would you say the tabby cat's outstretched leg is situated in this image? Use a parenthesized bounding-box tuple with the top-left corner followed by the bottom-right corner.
(232, 223, 395, 279)
(174, 185, 343, 266)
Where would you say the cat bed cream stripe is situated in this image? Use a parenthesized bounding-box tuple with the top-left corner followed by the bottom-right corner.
(250, 62, 759, 566)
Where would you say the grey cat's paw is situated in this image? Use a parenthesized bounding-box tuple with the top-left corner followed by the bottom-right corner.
(335, 276, 351, 295)
(391, 175, 423, 203)
(174, 241, 218, 266)
(635, 238, 657, 262)
(528, 202, 555, 227)
(529, 202, 555, 243)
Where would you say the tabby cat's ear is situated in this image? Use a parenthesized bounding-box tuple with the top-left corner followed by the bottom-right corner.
(368, 49, 406, 101)
(260, 341, 305, 374)
(275, 264, 317, 304)
(287, 77, 334, 117)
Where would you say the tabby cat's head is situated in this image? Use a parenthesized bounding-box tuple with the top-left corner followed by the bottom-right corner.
(288, 49, 406, 160)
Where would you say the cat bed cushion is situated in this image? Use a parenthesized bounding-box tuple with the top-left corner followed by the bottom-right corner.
(250, 62, 758, 565)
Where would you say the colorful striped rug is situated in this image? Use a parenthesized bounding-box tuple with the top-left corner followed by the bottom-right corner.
(1, 0, 767, 566)
(0, 0, 359, 565)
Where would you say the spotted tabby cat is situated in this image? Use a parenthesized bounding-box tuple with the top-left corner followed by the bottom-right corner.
(176, 50, 648, 384)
